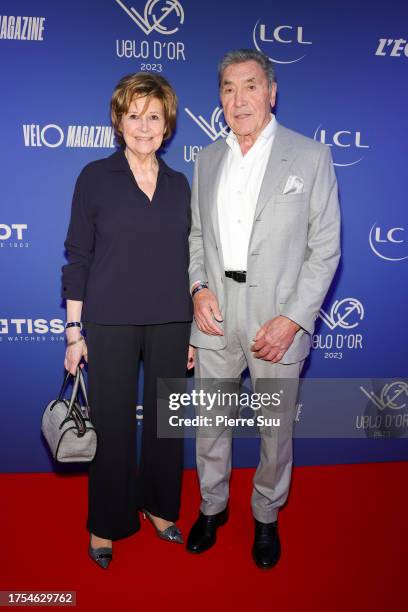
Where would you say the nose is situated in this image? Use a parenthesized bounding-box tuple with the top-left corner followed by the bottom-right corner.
(138, 116, 149, 132)
(234, 87, 247, 107)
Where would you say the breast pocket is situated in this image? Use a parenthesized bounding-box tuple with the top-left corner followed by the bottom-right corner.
(274, 193, 308, 206)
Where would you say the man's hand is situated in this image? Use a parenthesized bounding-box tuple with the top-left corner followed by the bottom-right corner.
(251, 316, 300, 363)
(187, 345, 196, 369)
(193, 288, 224, 336)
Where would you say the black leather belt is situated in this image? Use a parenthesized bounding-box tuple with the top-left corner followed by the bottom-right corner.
(225, 270, 246, 283)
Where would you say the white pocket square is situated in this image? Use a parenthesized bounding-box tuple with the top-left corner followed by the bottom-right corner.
(283, 175, 304, 195)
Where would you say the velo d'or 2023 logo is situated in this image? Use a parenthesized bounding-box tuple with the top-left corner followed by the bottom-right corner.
(183, 106, 229, 163)
(358, 381, 408, 438)
(115, 0, 184, 35)
(312, 298, 364, 358)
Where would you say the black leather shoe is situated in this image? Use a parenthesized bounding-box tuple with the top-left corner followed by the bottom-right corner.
(186, 507, 228, 553)
(252, 519, 281, 569)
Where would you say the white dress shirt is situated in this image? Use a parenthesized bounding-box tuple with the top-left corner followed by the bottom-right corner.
(217, 114, 277, 271)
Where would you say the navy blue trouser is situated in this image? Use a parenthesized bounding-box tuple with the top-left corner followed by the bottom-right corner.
(85, 321, 190, 540)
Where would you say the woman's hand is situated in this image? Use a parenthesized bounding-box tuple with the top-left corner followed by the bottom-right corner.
(64, 332, 88, 375)
(187, 345, 196, 370)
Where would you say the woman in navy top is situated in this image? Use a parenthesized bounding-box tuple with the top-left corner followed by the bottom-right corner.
(62, 72, 193, 568)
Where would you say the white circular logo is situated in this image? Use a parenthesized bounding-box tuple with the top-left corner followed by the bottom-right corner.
(369, 223, 408, 261)
(252, 19, 311, 64)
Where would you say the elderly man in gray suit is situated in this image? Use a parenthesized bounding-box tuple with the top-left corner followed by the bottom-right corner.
(186, 49, 340, 568)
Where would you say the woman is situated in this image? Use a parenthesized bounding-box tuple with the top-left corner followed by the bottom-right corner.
(62, 72, 194, 569)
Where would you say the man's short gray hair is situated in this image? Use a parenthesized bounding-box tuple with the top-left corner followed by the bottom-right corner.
(218, 49, 275, 89)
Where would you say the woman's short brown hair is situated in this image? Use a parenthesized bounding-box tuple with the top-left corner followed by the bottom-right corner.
(110, 72, 178, 146)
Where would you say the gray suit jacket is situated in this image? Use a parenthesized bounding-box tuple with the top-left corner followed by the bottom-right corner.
(189, 121, 341, 364)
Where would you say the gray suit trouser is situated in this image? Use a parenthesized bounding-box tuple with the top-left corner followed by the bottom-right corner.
(195, 277, 304, 523)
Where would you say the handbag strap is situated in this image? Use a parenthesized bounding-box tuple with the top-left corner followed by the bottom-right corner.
(66, 369, 82, 418)
(78, 369, 89, 408)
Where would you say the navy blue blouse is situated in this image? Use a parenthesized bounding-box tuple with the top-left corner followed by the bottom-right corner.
(61, 149, 193, 325)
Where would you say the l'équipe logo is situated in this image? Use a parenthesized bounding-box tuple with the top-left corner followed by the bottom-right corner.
(0, 223, 29, 249)
(252, 19, 312, 64)
(0, 318, 65, 343)
(375, 36, 408, 58)
(183, 105, 228, 163)
(313, 126, 369, 167)
(312, 298, 364, 359)
(115, 0, 186, 70)
(22, 124, 115, 148)
(357, 380, 408, 438)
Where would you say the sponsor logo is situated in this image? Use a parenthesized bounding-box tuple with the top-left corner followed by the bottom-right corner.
(318, 298, 364, 331)
(360, 381, 408, 412)
(357, 381, 408, 438)
(115, 0, 184, 36)
(0, 223, 29, 248)
(115, 0, 186, 65)
(312, 298, 364, 358)
(252, 20, 312, 64)
(183, 145, 203, 163)
(22, 125, 115, 148)
(184, 106, 228, 141)
(0, 15, 45, 41)
(375, 38, 408, 57)
(0, 318, 65, 343)
(369, 223, 408, 261)
(313, 126, 369, 167)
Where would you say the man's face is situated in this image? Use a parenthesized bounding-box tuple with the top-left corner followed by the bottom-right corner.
(220, 60, 277, 140)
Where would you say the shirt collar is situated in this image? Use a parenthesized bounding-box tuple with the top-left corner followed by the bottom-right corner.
(226, 114, 277, 151)
(106, 148, 175, 177)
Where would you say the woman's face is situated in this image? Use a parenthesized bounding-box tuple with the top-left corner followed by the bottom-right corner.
(120, 96, 166, 156)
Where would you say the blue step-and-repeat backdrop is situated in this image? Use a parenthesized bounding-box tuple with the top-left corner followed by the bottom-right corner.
(1, 0, 407, 472)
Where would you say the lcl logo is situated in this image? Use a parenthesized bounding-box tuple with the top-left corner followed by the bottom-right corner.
(313, 126, 369, 167)
(252, 21, 312, 64)
(369, 224, 408, 261)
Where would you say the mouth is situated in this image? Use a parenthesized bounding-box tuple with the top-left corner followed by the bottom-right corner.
(234, 113, 251, 120)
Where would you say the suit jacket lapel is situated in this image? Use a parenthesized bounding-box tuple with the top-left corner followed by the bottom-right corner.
(208, 141, 228, 270)
(253, 123, 293, 222)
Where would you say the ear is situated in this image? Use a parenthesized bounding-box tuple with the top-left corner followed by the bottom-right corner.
(269, 82, 277, 109)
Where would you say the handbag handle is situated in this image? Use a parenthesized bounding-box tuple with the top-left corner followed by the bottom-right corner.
(66, 369, 82, 419)
(53, 368, 90, 417)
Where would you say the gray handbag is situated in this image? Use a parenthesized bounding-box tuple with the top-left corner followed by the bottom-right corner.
(41, 368, 97, 462)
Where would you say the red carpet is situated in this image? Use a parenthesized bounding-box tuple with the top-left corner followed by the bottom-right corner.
(1, 463, 406, 611)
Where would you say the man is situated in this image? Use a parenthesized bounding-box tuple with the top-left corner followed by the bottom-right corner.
(186, 49, 340, 568)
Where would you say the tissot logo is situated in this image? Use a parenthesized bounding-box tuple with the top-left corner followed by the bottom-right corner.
(313, 126, 369, 167)
(115, 0, 184, 36)
(0, 15, 45, 41)
(312, 298, 364, 358)
(22, 125, 115, 148)
(0, 224, 27, 241)
(0, 223, 29, 248)
(369, 224, 408, 261)
(184, 106, 228, 142)
(252, 20, 312, 64)
(0, 318, 65, 343)
(375, 38, 408, 57)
